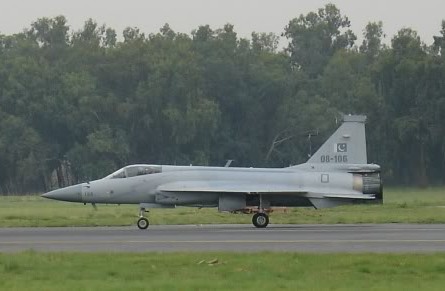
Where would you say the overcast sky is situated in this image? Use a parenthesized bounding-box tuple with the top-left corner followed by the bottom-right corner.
(1, 0, 444, 45)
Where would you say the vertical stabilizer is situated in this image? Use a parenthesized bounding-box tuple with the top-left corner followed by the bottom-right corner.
(307, 115, 367, 164)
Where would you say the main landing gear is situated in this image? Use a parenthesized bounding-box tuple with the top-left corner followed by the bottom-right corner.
(252, 212, 269, 228)
(252, 194, 269, 228)
(137, 207, 149, 230)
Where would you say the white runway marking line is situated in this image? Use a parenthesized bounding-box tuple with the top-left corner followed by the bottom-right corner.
(2, 239, 445, 245)
(214, 228, 445, 233)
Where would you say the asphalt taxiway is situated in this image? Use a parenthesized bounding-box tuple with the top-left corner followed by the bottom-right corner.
(1, 224, 445, 253)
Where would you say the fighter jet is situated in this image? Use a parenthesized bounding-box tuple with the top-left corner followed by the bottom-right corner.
(42, 115, 382, 229)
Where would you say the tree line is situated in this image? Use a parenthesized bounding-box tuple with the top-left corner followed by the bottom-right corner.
(1, 4, 445, 193)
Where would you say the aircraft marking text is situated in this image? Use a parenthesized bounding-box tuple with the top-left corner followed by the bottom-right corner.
(320, 155, 348, 163)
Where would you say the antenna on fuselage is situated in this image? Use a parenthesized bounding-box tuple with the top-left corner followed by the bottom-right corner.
(306, 130, 319, 158)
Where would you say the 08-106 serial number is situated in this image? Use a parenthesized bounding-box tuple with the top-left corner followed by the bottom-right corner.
(320, 155, 348, 163)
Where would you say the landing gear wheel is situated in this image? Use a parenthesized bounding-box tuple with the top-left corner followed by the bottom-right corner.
(252, 213, 269, 228)
(137, 217, 149, 230)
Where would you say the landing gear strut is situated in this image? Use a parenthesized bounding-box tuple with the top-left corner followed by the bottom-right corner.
(252, 194, 269, 228)
(137, 207, 149, 230)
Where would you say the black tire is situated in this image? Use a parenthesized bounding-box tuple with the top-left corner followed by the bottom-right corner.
(252, 213, 269, 228)
(137, 217, 149, 230)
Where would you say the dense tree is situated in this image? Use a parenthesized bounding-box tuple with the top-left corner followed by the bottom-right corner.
(1, 5, 445, 193)
(283, 3, 356, 77)
(360, 21, 385, 59)
(433, 20, 445, 56)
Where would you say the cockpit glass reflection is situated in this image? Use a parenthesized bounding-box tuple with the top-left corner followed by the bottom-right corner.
(106, 165, 162, 179)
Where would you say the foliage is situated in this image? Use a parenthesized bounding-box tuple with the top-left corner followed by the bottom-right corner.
(1, 252, 445, 290)
(1, 4, 445, 192)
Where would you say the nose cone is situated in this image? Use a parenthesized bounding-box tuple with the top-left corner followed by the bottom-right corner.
(41, 184, 82, 202)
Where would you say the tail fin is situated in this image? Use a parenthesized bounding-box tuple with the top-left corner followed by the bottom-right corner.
(307, 115, 367, 164)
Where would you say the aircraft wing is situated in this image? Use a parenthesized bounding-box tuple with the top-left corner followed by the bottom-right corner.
(157, 181, 370, 199)
(157, 181, 304, 194)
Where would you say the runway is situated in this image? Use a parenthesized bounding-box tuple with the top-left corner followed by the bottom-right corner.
(1, 224, 445, 253)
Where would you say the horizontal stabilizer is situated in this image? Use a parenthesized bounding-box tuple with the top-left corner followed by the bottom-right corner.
(308, 193, 376, 209)
(322, 194, 375, 199)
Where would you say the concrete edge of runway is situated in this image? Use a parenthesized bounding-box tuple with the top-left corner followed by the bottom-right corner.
(1, 223, 445, 253)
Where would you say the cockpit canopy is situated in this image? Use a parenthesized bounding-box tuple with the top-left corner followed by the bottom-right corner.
(105, 164, 162, 179)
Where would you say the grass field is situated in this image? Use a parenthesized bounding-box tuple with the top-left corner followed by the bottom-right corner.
(0, 252, 445, 290)
(0, 188, 444, 227)
(2, 191, 445, 291)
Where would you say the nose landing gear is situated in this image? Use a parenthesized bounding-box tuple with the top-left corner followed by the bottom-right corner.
(137, 207, 149, 230)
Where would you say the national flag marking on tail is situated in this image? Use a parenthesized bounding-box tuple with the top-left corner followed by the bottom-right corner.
(335, 143, 347, 153)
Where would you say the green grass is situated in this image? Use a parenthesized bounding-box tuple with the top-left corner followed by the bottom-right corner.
(0, 252, 444, 290)
(1, 187, 445, 227)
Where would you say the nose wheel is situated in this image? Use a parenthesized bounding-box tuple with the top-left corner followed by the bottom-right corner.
(137, 207, 149, 230)
(137, 217, 149, 230)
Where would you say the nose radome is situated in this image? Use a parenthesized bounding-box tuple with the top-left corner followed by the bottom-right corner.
(41, 184, 82, 202)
